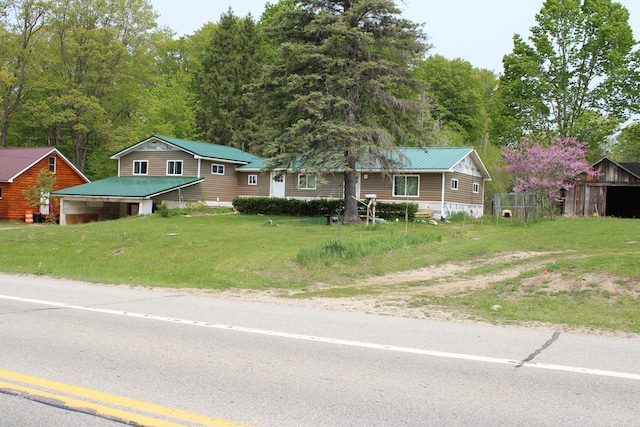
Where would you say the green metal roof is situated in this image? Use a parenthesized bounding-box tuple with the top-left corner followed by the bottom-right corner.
(111, 135, 260, 164)
(394, 147, 474, 170)
(237, 146, 490, 178)
(52, 176, 203, 198)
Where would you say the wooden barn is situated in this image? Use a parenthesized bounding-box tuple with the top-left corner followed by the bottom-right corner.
(564, 157, 640, 218)
(0, 147, 89, 222)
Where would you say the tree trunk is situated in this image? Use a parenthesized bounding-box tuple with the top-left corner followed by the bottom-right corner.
(0, 119, 8, 147)
(72, 131, 88, 172)
(343, 155, 360, 223)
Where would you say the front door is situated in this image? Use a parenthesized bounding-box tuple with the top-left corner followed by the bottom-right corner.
(271, 172, 285, 198)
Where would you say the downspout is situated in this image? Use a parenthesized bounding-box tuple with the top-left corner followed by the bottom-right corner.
(117, 158, 121, 177)
(441, 172, 445, 218)
(197, 159, 201, 178)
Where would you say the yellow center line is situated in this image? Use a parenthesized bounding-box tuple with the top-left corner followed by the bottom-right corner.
(0, 369, 251, 427)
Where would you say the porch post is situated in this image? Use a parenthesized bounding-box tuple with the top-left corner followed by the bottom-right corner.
(441, 172, 446, 218)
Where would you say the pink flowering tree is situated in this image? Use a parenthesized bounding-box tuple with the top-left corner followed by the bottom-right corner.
(502, 138, 595, 224)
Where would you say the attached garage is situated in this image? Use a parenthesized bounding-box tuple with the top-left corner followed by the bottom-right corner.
(564, 158, 640, 218)
(52, 176, 203, 225)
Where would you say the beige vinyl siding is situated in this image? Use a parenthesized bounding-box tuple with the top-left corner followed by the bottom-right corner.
(418, 174, 443, 200)
(120, 151, 198, 176)
(237, 172, 270, 197)
(155, 183, 204, 202)
(285, 173, 343, 199)
(360, 173, 392, 198)
(444, 172, 484, 204)
(199, 160, 239, 202)
(360, 173, 442, 201)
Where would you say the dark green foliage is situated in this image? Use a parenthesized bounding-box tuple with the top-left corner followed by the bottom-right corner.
(257, 0, 430, 222)
(233, 197, 418, 220)
(375, 201, 418, 221)
(195, 9, 266, 152)
(233, 197, 342, 216)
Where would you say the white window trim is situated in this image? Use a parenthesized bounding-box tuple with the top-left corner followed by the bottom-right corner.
(211, 163, 225, 175)
(472, 182, 480, 193)
(133, 160, 148, 175)
(248, 174, 258, 185)
(393, 175, 420, 197)
(48, 156, 56, 174)
(167, 160, 183, 176)
(297, 174, 317, 190)
(451, 179, 459, 190)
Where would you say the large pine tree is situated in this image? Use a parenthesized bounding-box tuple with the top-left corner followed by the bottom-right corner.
(259, 0, 429, 222)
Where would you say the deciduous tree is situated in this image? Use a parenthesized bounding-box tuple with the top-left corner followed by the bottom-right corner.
(502, 137, 595, 224)
(494, 0, 640, 150)
(0, 0, 49, 147)
(24, 0, 158, 172)
(413, 55, 497, 150)
(613, 122, 640, 162)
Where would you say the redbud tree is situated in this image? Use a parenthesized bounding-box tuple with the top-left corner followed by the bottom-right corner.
(502, 138, 595, 223)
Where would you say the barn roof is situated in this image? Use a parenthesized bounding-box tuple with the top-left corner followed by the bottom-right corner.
(619, 162, 640, 179)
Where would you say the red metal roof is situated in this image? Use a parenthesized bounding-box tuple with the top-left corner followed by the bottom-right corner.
(0, 147, 63, 182)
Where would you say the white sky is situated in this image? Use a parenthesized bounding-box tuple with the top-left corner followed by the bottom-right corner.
(150, 0, 640, 73)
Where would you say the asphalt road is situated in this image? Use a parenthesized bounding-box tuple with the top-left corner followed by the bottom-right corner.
(1, 273, 639, 426)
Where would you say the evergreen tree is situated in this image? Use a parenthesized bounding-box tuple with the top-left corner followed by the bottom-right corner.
(259, 0, 429, 222)
(195, 9, 266, 152)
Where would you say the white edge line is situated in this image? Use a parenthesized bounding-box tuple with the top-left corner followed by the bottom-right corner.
(3, 294, 640, 381)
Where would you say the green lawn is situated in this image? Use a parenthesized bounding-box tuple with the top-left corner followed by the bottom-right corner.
(1, 213, 638, 332)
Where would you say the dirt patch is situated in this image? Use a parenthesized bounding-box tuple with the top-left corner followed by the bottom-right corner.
(175, 250, 637, 337)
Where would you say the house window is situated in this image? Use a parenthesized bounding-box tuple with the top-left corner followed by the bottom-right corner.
(167, 160, 183, 175)
(473, 183, 480, 193)
(451, 179, 459, 190)
(248, 175, 257, 185)
(211, 164, 225, 175)
(393, 175, 419, 197)
(133, 160, 148, 175)
(298, 174, 316, 190)
(48, 156, 56, 173)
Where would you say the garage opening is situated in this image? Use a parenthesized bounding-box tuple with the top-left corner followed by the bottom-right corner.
(606, 186, 640, 218)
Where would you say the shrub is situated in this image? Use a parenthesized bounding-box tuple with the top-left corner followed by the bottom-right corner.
(232, 197, 418, 220)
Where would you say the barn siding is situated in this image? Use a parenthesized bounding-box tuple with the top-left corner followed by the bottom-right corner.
(564, 158, 640, 217)
(1, 153, 87, 221)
